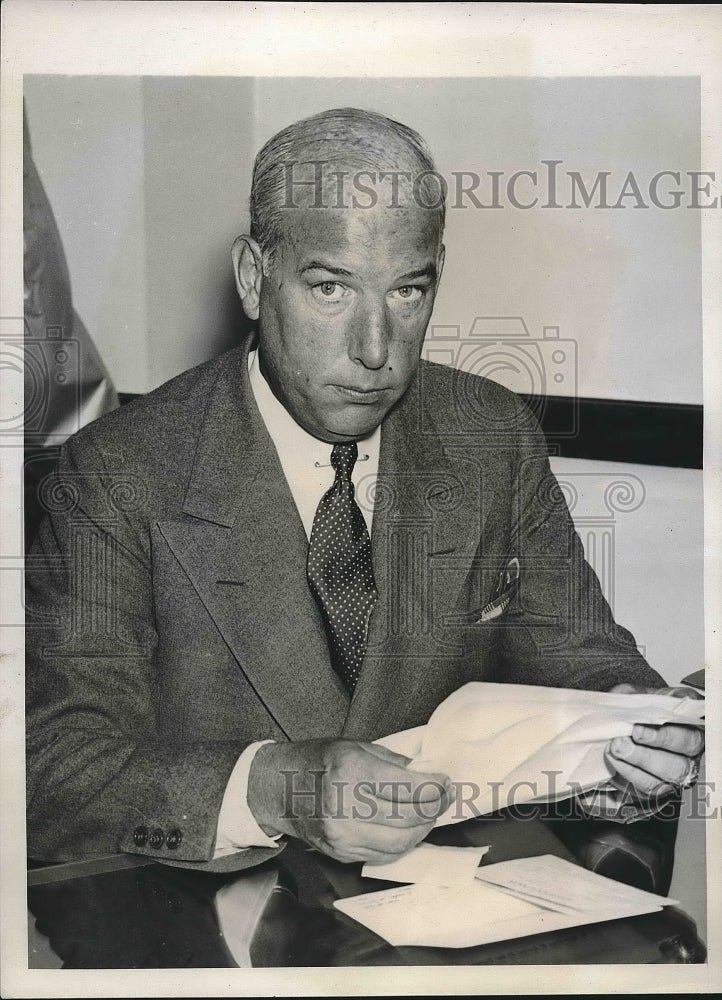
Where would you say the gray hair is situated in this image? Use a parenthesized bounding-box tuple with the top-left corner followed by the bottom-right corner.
(250, 107, 445, 268)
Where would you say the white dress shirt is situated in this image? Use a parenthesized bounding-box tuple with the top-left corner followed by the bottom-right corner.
(213, 349, 381, 856)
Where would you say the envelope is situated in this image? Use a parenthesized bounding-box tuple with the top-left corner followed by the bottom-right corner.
(378, 682, 705, 826)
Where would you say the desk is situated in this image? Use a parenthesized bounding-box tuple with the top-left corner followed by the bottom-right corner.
(28, 814, 705, 967)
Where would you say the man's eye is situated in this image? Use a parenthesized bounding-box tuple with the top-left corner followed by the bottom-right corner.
(312, 281, 346, 302)
(390, 285, 423, 303)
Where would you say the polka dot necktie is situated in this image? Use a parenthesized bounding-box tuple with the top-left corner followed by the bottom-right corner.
(306, 442, 378, 693)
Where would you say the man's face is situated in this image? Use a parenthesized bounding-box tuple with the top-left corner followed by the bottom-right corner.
(255, 199, 444, 442)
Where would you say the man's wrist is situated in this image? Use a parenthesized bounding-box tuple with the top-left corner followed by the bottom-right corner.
(214, 741, 282, 854)
(247, 740, 287, 838)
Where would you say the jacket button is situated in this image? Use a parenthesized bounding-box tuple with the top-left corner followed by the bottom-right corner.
(148, 827, 165, 849)
(133, 825, 149, 847)
(166, 828, 182, 850)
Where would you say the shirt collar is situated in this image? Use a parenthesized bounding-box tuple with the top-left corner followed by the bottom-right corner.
(248, 348, 381, 468)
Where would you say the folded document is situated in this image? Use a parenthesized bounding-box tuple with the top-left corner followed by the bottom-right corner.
(361, 843, 489, 887)
(376, 682, 705, 825)
(336, 853, 677, 949)
(474, 853, 675, 915)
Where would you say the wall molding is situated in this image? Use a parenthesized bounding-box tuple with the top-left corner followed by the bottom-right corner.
(521, 395, 702, 469)
(117, 392, 703, 469)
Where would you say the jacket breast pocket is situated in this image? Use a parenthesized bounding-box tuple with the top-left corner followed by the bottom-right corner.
(444, 555, 520, 626)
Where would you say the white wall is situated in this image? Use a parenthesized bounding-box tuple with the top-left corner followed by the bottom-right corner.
(24, 75, 701, 404)
(550, 457, 704, 689)
(255, 76, 702, 406)
(24, 76, 150, 392)
(141, 76, 256, 389)
(24, 75, 257, 393)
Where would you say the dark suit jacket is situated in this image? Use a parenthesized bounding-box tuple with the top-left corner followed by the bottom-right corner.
(26, 338, 664, 871)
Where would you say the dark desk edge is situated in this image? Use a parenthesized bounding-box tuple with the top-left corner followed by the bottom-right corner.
(27, 853, 154, 887)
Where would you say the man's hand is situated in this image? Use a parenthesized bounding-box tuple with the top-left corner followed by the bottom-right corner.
(605, 684, 705, 799)
(247, 739, 454, 864)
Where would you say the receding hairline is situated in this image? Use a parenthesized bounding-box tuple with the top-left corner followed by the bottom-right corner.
(250, 107, 445, 261)
(254, 107, 436, 168)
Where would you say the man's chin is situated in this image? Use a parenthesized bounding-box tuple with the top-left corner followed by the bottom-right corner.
(313, 407, 387, 444)
(319, 423, 381, 444)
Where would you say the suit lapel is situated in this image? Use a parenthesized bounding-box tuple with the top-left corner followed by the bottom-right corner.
(158, 344, 348, 741)
(344, 371, 495, 739)
(159, 347, 496, 744)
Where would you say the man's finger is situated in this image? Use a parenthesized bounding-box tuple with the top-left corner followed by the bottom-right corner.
(384, 769, 454, 803)
(363, 798, 445, 828)
(363, 743, 413, 768)
(658, 685, 704, 700)
(344, 781, 445, 828)
(609, 683, 704, 700)
(351, 744, 446, 797)
(357, 751, 453, 804)
(605, 750, 677, 798)
(345, 746, 454, 819)
(343, 818, 430, 856)
(631, 723, 704, 756)
(344, 844, 422, 865)
(609, 738, 693, 785)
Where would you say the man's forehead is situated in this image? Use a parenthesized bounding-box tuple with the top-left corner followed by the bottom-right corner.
(279, 201, 441, 269)
(280, 156, 434, 210)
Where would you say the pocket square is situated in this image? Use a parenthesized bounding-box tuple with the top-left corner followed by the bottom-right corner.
(445, 556, 520, 626)
(491, 555, 520, 601)
(474, 590, 514, 623)
(477, 554, 520, 621)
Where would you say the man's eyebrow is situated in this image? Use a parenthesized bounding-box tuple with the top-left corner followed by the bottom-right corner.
(299, 262, 438, 282)
(299, 261, 355, 277)
(395, 264, 437, 283)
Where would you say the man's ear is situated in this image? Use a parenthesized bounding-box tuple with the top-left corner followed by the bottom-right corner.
(435, 243, 446, 290)
(231, 235, 264, 321)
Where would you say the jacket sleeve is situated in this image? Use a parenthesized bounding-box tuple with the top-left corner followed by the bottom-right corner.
(25, 433, 282, 871)
(494, 400, 667, 693)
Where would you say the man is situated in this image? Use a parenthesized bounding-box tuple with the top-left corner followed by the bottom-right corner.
(26, 108, 703, 873)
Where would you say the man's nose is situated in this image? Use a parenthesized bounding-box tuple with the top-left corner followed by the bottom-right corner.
(348, 301, 390, 370)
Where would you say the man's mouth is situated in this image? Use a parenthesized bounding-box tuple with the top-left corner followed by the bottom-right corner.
(333, 384, 389, 403)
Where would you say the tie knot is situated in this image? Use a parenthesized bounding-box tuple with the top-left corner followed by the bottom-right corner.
(330, 442, 358, 481)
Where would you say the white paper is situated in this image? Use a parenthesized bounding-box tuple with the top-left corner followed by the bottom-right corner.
(361, 843, 489, 886)
(374, 725, 425, 760)
(474, 854, 677, 915)
(390, 682, 705, 825)
(333, 878, 665, 949)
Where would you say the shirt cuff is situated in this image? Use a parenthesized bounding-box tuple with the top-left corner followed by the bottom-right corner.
(213, 740, 282, 857)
